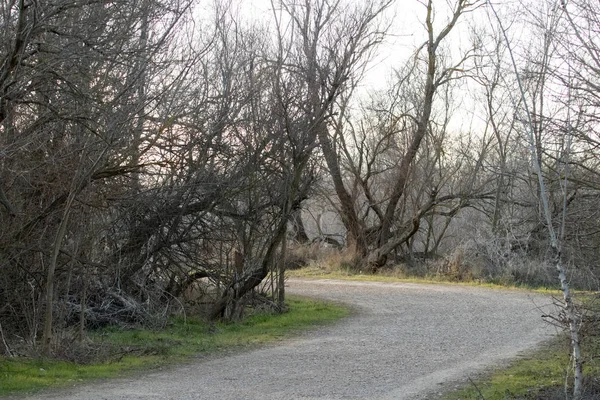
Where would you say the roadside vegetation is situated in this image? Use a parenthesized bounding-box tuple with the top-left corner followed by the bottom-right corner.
(0, 297, 348, 396)
(286, 244, 569, 292)
(442, 298, 600, 399)
(1, 0, 599, 398)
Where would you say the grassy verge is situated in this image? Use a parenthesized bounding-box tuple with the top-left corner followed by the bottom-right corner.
(441, 334, 600, 399)
(0, 296, 348, 397)
(287, 265, 559, 293)
(441, 338, 569, 399)
(441, 296, 600, 400)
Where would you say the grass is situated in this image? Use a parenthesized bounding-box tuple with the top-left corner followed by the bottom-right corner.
(0, 296, 349, 397)
(441, 338, 571, 399)
(287, 264, 560, 294)
(440, 295, 600, 400)
(441, 332, 600, 399)
(2, 264, 595, 399)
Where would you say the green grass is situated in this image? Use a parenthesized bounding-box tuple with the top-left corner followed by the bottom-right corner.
(441, 338, 571, 399)
(441, 297, 600, 400)
(287, 264, 559, 294)
(441, 335, 600, 399)
(0, 296, 349, 396)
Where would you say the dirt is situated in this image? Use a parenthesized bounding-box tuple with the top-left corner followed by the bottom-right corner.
(17, 279, 556, 399)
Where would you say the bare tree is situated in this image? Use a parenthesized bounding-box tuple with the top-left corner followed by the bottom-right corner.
(313, 0, 484, 271)
(0, 0, 191, 352)
(486, 0, 589, 395)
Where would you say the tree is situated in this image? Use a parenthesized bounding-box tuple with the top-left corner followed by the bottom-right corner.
(314, 0, 484, 271)
(485, 0, 595, 395)
(0, 0, 191, 352)
(207, 0, 394, 317)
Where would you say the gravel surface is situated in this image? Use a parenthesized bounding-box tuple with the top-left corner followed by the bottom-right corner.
(16, 279, 555, 400)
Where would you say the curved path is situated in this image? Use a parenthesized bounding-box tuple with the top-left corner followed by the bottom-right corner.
(19, 279, 555, 399)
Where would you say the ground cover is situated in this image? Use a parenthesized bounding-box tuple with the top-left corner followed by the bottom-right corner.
(0, 296, 348, 397)
(441, 295, 600, 399)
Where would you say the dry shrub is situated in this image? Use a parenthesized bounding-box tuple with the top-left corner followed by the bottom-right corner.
(383, 249, 475, 281)
(286, 243, 325, 270)
(316, 247, 361, 272)
(286, 242, 349, 271)
(180, 278, 223, 317)
(51, 335, 115, 364)
(427, 237, 546, 285)
(439, 237, 591, 288)
(434, 247, 474, 281)
(286, 238, 597, 289)
(385, 238, 558, 285)
(7, 327, 116, 364)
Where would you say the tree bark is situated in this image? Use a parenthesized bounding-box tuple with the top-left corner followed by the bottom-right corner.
(42, 191, 76, 355)
(370, 0, 469, 270)
(317, 123, 367, 257)
(489, 2, 583, 396)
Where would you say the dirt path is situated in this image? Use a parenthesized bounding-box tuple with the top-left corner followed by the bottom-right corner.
(19, 279, 555, 399)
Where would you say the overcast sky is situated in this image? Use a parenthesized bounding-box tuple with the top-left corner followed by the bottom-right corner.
(200, 0, 537, 134)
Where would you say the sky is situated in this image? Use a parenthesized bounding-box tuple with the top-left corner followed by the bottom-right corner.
(238, 0, 457, 90)
(192, 0, 541, 135)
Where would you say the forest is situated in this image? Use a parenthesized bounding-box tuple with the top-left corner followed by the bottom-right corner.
(0, 0, 598, 381)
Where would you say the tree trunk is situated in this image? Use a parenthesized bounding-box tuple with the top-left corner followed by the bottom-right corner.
(42, 191, 76, 356)
(278, 225, 287, 307)
(370, 0, 467, 270)
(317, 123, 367, 258)
(489, 3, 584, 396)
(291, 209, 309, 243)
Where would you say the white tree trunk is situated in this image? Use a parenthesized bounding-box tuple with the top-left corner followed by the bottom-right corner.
(488, 2, 583, 397)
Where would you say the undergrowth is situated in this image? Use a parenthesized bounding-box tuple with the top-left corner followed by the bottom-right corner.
(287, 264, 559, 293)
(0, 296, 348, 396)
(286, 243, 598, 292)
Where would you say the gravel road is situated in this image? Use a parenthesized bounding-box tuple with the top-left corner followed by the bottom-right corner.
(17, 279, 555, 400)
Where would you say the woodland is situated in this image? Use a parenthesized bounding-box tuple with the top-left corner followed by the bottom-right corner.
(0, 0, 598, 393)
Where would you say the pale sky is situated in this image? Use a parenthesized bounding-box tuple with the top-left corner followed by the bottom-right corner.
(195, 0, 537, 135)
